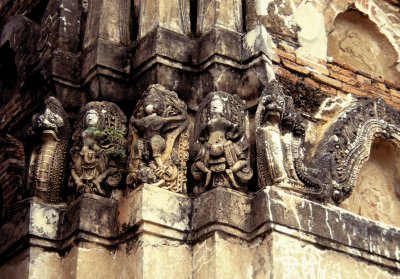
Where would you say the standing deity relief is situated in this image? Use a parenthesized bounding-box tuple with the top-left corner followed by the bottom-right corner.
(69, 101, 127, 197)
(254, 79, 400, 204)
(126, 84, 190, 193)
(191, 92, 253, 194)
(255, 81, 307, 191)
(22, 82, 400, 206)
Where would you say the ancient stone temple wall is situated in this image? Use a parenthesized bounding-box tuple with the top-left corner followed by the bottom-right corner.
(0, 0, 400, 278)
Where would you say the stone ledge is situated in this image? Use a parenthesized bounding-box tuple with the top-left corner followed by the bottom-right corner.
(132, 27, 196, 69)
(82, 38, 131, 79)
(1, 186, 399, 270)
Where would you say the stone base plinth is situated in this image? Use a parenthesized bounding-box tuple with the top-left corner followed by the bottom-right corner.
(1, 186, 399, 278)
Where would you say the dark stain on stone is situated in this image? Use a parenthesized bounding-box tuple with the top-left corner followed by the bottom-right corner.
(278, 76, 328, 116)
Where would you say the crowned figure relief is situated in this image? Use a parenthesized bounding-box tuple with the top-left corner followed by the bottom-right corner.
(191, 92, 253, 194)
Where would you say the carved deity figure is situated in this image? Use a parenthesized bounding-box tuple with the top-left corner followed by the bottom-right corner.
(191, 92, 253, 194)
(256, 82, 289, 187)
(28, 97, 71, 203)
(255, 81, 308, 190)
(69, 102, 127, 197)
(126, 84, 189, 193)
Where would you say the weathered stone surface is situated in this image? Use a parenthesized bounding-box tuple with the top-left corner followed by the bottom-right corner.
(127, 85, 189, 193)
(0, 248, 30, 279)
(197, 0, 243, 34)
(245, 0, 299, 44)
(328, 10, 399, 83)
(193, 232, 273, 279)
(27, 97, 71, 203)
(191, 187, 252, 236)
(0, 134, 25, 214)
(1, 0, 400, 278)
(69, 101, 127, 198)
(272, 232, 399, 278)
(191, 92, 253, 194)
(340, 139, 400, 228)
(135, 0, 190, 38)
(118, 185, 191, 239)
(1, 186, 400, 277)
(61, 193, 117, 239)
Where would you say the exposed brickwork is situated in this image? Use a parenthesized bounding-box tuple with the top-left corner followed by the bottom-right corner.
(311, 72, 342, 89)
(272, 48, 400, 110)
(330, 72, 357, 86)
(320, 84, 337, 95)
(295, 56, 329, 75)
(0, 134, 25, 213)
(327, 64, 356, 78)
(282, 59, 310, 75)
(303, 77, 320, 89)
(342, 84, 368, 96)
(274, 65, 299, 84)
(273, 48, 296, 62)
(390, 89, 400, 104)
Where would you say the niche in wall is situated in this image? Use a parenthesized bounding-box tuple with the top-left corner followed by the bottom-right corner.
(328, 10, 399, 83)
(340, 138, 400, 227)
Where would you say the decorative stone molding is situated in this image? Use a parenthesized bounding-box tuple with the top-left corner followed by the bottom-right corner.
(69, 101, 127, 197)
(127, 84, 189, 193)
(1, 186, 399, 275)
(192, 92, 253, 194)
(27, 97, 71, 203)
(257, 81, 400, 205)
(303, 96, 400, 204)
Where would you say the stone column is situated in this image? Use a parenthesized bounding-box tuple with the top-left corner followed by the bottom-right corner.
(135, 0, 191, 38)
(82, 0, 131, 101)
(197, 0, 243, 35)
(83, 0, 131, 48)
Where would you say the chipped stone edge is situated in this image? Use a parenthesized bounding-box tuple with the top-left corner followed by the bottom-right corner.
(0, 186, 399, 270)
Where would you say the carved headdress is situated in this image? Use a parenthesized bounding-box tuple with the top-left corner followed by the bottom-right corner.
(127, 84, 189, 193)
(69, 101, 127, 197)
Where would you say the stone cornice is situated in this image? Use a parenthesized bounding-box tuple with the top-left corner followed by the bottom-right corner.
(1, 186, 399, 270)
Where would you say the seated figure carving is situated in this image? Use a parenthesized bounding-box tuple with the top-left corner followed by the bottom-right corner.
(191, 92, 253, 194)
(69, 102, 127, 197)
(126, 84, 189, 193)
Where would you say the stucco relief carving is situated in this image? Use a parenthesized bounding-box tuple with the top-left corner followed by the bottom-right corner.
(27, 97, 71, 203)
(69, 102, 127, 197)
(191, 92, 253, 194)
(256, 81, 400, 204)
(301, 96, 400, 204)
(255, 81, 310, 193)
(126, 85, 189, 193)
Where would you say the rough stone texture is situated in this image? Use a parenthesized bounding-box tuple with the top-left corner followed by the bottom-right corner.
(340, 139, 400, 228)
(1, 0, 400, 278)
(293, 0, 327, 60)
(135, 0, 190, 38)
(245, 0, 300, 43)
(0, 249, 30, 278)
(197, 0, 243, 34)
(272, 232, 399, 278)
(328, 10, 399, 83)
(0, 134, 24, 215)
(1, 186, 399, 278)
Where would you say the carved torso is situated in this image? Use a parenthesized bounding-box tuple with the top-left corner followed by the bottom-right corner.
(127, 84, 189, 193)
(192, 92, 253, 194)
(69, 102, 127, 197)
